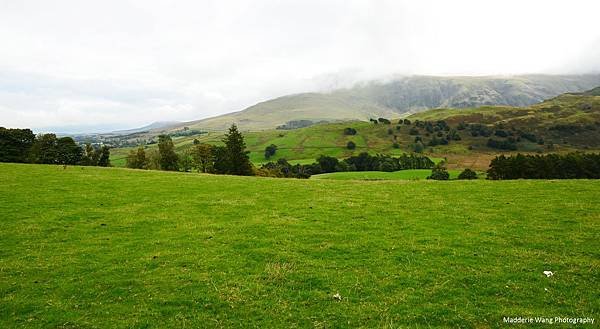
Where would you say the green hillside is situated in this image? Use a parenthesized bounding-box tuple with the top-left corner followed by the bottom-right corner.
(408, 93, 600, 147)
(111, 121, 441, 168)
(1, 163, 599, 328)
(111, 90, 600, 170)
(169, 74, 600, 131)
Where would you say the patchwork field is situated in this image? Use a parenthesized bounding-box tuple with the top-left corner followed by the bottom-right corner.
(1, 163, 599, 328)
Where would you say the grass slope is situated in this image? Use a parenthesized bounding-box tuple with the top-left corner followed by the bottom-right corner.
(110, 121, 446, 168)
(1, 163, 599, 328)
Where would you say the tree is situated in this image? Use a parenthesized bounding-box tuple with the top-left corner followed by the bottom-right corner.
(317, 155, 339, 173)
(29, 133, 58, 164)
(211, 145, 229, 174)
(378, 118, 391, 124)
(158, 135, 179, 171)
(458, 168, 478, 180)
(96, 146, 111, 167)
(413, 141, 424, 153)
(0, 128, 35, 163)
(178, 149, 194, 172)
(146, 149, 161, 170)
(192, 143, 214, 173)
(264, 144, 277, 159)
(56, 137, 82, 165)
(428, 163, 450, 180)
(81, 143, 96, 166)
(347, 141, 356, 150)
(222, 124, 253, 175)
(126, 147, 148, 169)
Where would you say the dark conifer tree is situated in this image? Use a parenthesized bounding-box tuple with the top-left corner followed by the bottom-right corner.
(222, 124, 253, 175)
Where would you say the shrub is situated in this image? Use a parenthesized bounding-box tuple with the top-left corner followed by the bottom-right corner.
(494, 130, 508, 137)
(487, 138, 517, 150)
(347, 141, 356, 150)
(428, 164, 450, 180)
(317, 155, 339, 173)
(264, 144, 277, 159)
(458, 168, 478, 180)
(343, 127, 357, 135)
(413, 141, 424, 153)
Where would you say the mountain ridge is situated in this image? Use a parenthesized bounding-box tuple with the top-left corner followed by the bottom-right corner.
(167, 74, 600, 131)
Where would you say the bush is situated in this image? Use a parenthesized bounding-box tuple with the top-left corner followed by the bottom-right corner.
(413, 141, 424, 153)
(317, 155, 339, 173)
(457, 168, 478, 180)
(428, 164, 450, 180)
(494, 130, 508, 137)
(264, 144, 277, 159)
(343, 127, 357, 135)
(378, 118, 391, 124)
(347, 141, 356, 150)
(487, 138, 517, 151)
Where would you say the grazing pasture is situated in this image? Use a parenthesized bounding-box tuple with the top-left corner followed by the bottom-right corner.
(0, 163, 598, 328)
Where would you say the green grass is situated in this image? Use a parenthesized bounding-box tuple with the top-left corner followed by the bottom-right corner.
(2, 163, 598, 328)
(311, 169, 464, 180)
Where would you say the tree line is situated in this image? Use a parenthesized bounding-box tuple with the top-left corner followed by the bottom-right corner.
(0, 127, 110, 166)
(126, 124, 253, 175)
(487, 153, 600, 179)
(258, 153, 435, 178)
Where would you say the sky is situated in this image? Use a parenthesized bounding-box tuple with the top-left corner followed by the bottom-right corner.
(1, 0, 599, 133)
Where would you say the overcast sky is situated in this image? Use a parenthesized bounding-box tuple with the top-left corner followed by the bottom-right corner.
(1, 0, 599, 132)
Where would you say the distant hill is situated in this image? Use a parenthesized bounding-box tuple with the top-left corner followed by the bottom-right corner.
(112, 121, 181, 135)
(569, 86, 600, 96)
(173, 74, 600, 131)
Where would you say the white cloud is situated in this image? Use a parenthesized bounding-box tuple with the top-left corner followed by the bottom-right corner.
(0, 0, 599, 131)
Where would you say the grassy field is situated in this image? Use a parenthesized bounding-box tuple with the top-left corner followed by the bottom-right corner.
(1, 163, 599, 328)
(311, 169, 464, 181)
